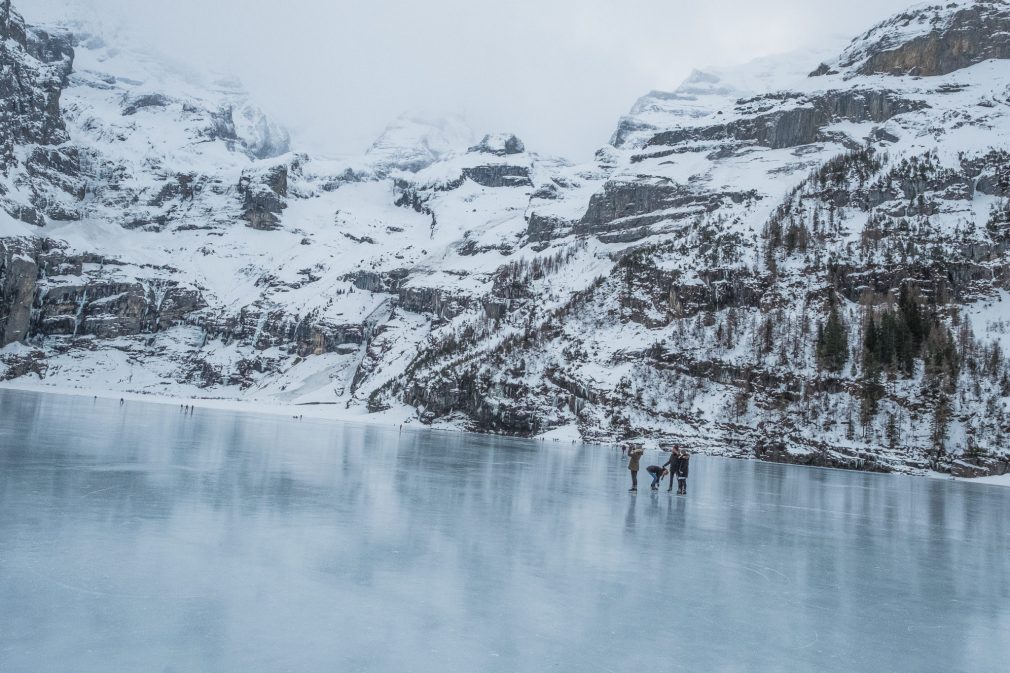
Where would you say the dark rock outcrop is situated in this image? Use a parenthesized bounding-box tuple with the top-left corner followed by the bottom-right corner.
(198, 307, 363, 356)
(0, 0, 79, 225)
(1, 237, 208, 344)
(948, 456, 1010, 478)
(76, 284, 200, 336)
(121, 93, 171, 116)
(397, 286, 472, 320)
(0, 1, 74, 160)
(239, 164, 288, 230)
(809, 63, 839, 77)
(462, 164, 533, 188)
(0, 241, 37, 345)
(647, 90, 926, 151)
(963, 150, 1010, 197)
(845, 1, 1010, 77)
(402, 377, 543, 435)
(346, 268, 409, 293)
(524, 212, 572, 243)
(35, 281, 205, 338)
(292, 319, 362, 356)
(576, 180, 758, 238)
(611, 117, 659, 149)
(468, 133, 526, 156)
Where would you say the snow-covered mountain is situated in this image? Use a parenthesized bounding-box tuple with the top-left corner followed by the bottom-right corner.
(3, 0, 1010, 478)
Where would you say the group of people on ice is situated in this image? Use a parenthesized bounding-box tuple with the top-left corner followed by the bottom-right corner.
(624, 444, 690, 494)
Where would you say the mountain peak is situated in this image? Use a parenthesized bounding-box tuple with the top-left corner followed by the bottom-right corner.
(365, 112, 474, 175)
(468, 133, 526, 156)
(830, 0, 1010, 77)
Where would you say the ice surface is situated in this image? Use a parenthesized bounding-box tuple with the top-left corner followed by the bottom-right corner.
(0, 389, 1008, 673)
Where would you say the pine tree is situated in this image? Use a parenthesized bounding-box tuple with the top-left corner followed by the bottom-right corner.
(816, 304, 848, 373)
(863, 312, 879, 371)
(760, 318, 774, 355)
(898, 284, 928, 352)
(886, 412, 899, 450)
(931, 394, 951, 456)
(861, 363, 885, 424)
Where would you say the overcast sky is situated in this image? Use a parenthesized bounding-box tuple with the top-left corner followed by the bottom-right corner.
(24, 0, 913, 160)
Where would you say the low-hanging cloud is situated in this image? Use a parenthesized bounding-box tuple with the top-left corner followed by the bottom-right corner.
(24, 0, 913, 160)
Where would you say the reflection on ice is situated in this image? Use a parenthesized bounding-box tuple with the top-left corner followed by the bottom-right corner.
(0, 390, 1008, 672)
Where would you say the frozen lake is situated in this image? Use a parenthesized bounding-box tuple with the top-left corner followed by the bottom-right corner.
(1, 390, 1008, 672)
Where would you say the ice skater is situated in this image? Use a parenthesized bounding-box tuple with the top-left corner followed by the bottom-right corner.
(626, 444, 644, 492)
(675, 451, 690, 495)
(646, 464, 669, 491)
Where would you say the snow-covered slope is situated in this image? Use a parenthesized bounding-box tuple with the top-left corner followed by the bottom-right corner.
(3, 0, 1010, 478)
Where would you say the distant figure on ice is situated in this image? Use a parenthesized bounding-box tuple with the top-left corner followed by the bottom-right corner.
(627, 445, 644, 492)
(646, 465, 669, 491)
(119, 398, 124, 406)
(675, 451, 690, 495)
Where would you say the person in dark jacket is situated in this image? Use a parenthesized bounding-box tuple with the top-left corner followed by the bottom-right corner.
(676, 451, 690, 495)
(646, 465, 669, 490)
(627, 445, 644, 492)
(662, 447, 682, 492)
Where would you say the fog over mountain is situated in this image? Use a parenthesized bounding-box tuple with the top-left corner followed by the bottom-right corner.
(22, 0, 912, 159)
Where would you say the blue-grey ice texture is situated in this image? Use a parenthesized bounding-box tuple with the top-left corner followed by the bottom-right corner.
(1, 390, 1008, 672)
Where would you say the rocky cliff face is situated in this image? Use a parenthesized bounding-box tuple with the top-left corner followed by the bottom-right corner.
(0, 236, 206, 346)
(836, 0, 1010, 77)
(0, 0, 72, 151)
(2, 0, 1010, 479)
(0, 0, 79, 226)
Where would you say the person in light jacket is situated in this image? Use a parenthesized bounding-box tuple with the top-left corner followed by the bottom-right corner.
(627, 445, 645, 492)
